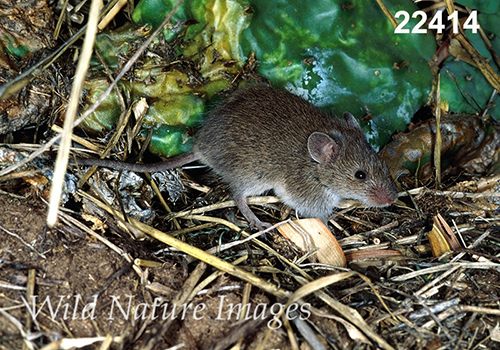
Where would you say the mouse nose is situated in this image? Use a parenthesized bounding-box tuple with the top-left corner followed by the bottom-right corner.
(370, 185, 398, 207)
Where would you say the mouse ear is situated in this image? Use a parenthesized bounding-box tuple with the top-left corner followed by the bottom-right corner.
(343, 112, 362, 130)
(307, 132, 342, 164)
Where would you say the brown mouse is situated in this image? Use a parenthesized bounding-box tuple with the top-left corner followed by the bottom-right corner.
(76, 84, 398, 230)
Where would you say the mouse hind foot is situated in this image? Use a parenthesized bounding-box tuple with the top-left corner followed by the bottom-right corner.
(234, 193, 272, 231)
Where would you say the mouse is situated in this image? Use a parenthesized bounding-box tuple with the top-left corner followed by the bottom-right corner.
(76, 84, 398, 230)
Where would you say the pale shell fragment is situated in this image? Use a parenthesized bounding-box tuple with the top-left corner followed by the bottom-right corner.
(277, 218, 346, 267)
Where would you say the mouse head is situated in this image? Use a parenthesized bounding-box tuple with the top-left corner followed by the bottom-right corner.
(307, 112, 398, 207)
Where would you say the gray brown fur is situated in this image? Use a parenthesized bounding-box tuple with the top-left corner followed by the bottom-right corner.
(77, 84, 398, 230)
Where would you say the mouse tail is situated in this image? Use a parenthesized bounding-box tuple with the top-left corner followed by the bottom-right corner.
(74, 152, 198, 172)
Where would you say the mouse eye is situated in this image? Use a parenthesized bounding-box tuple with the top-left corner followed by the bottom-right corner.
(355, 170, 367, 180)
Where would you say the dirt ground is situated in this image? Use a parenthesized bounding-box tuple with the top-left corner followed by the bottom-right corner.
(0, 191, 292, 349)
